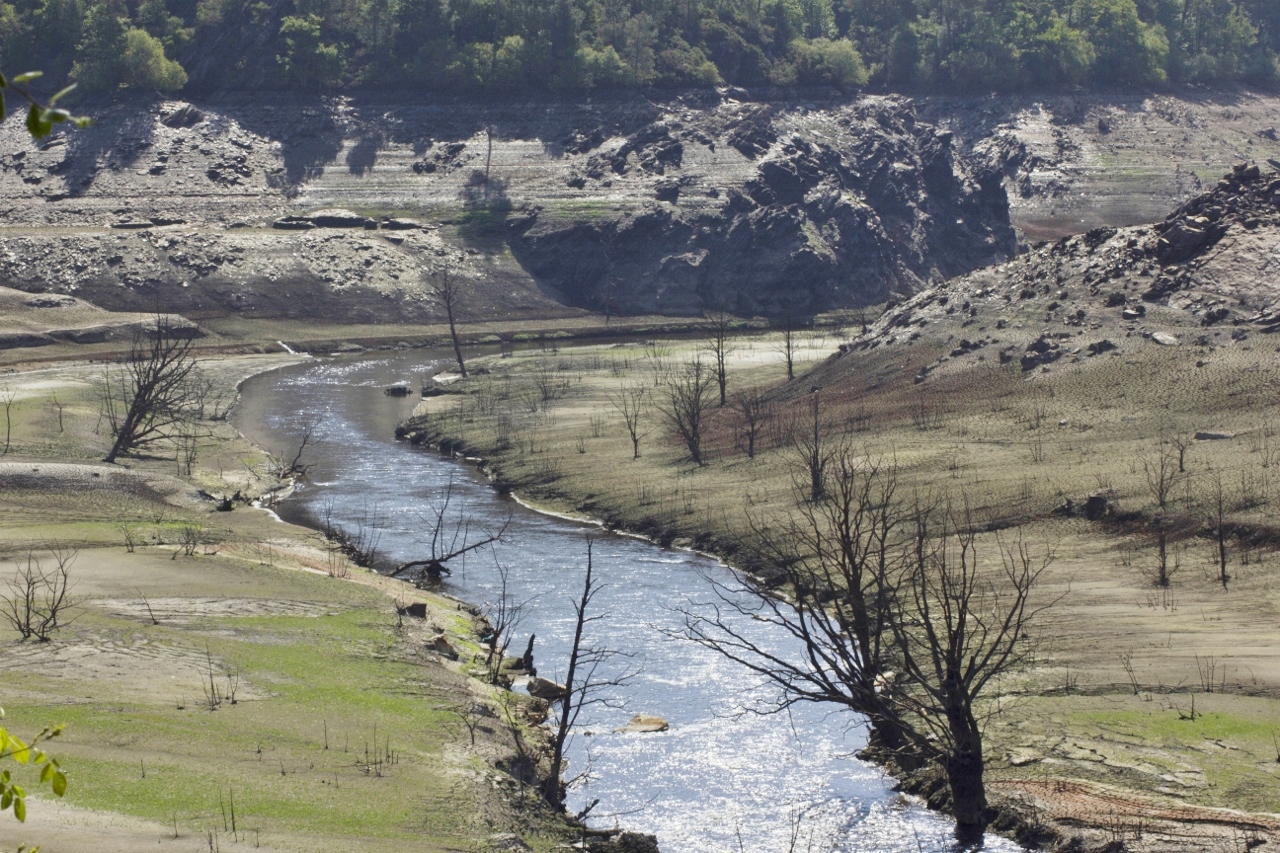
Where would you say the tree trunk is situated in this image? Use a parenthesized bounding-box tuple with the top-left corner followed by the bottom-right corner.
(946, 736, 987, 843)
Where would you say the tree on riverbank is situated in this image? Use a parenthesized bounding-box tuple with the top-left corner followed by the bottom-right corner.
(658, 360, 715, 466)
(542, 539, 634, 807)
(430, 266, 468, 380)
(102, 317, 203, 464)
(675, 457, 1058, 842)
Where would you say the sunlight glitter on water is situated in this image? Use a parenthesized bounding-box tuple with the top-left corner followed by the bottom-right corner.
(239, 352, 1021, 853)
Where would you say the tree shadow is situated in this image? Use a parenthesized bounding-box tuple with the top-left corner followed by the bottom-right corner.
(346, 132, 383, 176)
(456, 169, 513, 251)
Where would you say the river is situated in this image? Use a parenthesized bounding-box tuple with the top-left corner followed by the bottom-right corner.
(236, 348, 1019, 853)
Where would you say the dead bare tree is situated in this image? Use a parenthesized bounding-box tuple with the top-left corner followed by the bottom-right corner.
(267, 415, 322, 480)
(542, 538, 634, 806)
(1144, 444, 1183, 512)
(102, 317, 202, 464)
(1143, 444, 1184, 587)
(704, 309, 736, 407)
(673, 453, 917, 759)
(890, 512, 1056, 842)
(792, 394, 837, 502)
(607, 382, 648, 460)
(430, 266, 467, 378)
(658, 360, 715, 466)
(481, 552, 533, 683)
(732, 388, 770, 459)
(2, 546, 80, 641)
(776, 311, 798, 381)
(1, 384, 13, 456)
(1205, 471, 1230, 589)
(675, 478, 1059, 843)
(396, 475, 509, 582)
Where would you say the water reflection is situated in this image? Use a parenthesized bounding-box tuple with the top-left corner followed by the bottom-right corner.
(237, 351, 1018, 853)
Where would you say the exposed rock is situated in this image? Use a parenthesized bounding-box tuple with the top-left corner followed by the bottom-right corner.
(613, 715, 669, 733)
(306, 209, 376, 228)
(1194, 430, 1236, 441)
(1151, 332, 1180, 346)
(397, 601, 428, 618)
(1021, 334, 1062, 371)
(428, 634, 458, 660)
(527, 676, 567, 701)
(511, 98, 1015, 318)
(161, 103, 204, 128)
(1084, 493, 1114, 521)
(588, 833, 662, 853)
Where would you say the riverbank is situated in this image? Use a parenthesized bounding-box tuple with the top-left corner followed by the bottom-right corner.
(0, 346, 625, 853)
(396, 329, 1280, 853)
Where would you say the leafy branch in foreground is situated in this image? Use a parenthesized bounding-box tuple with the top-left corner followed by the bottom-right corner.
(0, 71, 90, 140)
(0, 708, 68, 825)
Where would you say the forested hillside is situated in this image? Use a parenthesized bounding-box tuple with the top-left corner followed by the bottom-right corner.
(1, 0, 1277, 98)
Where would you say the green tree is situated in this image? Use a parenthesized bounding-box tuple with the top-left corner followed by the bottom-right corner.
(278, 14, 345, 86)
(70, 3, 126, 91)
(1076, 0, 1168, 86)
(1023, 14, 1095, 86)
(136, 0, 194, 52)
(790, 36, 867, 89)
(121, 28, 188, 90)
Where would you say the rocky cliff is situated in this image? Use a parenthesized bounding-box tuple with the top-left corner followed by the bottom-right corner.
(6, 88, 1280, 333)
(0, 92, 1014, 325)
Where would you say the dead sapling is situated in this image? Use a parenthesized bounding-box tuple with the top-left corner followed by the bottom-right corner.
(2, 545, 81, 641)
(396, 475, 509, 583)
(542, 538, 638, 806)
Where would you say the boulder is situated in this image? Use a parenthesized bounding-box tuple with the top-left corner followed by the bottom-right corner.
(161, 103, 204, 128)
(613, 715, 669, 734)
(427, 634, 458, 660)
(1151, 332, 1180, 346)
(527, 676, 567, 701)
(1084, 492, 1114, 521)
(307, 209, 376, 228)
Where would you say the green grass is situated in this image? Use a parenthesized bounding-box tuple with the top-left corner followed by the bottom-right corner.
(5, 601, 491, 846)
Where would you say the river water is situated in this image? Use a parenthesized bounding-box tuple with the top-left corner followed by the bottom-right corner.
(236, 350, 1019, 853)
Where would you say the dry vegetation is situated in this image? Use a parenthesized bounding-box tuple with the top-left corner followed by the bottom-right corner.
(399, 294, 1280, 849)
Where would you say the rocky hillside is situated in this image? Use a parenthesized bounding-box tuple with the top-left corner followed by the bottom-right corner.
(829, 160, 1280, 385)
(0, 92, 1015, 325)
(4, 89, 1280, 334)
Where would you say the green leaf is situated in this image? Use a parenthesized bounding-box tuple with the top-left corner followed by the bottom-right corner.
(10, 733, 29, 764)
(49, 83, 76, 104)
(47, 109, 69, 124)
(72, 117, 92, 128)
(2, 788, 12, 811)
(13, 795, 25, 823)
(26, 105, 52, 140)
(51, 771, 66, 797)
(0, 72, 7, 88)
(39, 764, 53, 784)
(11, 71, 42, 84)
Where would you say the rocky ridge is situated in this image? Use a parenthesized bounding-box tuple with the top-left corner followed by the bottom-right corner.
(0, 92, 1013, 327)
(840, 161, 1280, 379)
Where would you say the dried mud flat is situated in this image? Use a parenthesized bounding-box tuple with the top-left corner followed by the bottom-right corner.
(991, 778, 1280, 851)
